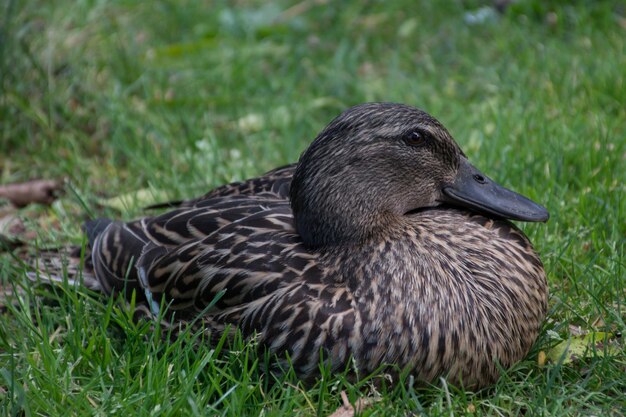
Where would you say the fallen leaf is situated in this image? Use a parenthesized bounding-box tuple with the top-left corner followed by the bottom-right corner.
(327, 391, 375, 417)
(546, 332, 622, 365)
(327, 392, 355, 417)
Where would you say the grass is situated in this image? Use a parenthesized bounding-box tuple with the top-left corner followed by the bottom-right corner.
(1, 0, 625, 415)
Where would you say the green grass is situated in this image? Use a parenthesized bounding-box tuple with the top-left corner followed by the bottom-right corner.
(1, 0, 625, 415)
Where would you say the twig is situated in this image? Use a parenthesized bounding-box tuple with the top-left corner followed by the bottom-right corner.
(0, 179, 63, 207)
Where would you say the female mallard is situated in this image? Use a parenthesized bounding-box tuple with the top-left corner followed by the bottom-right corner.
(71, 103, 549, 389)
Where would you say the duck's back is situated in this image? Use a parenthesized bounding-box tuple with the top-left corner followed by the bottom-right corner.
(87, 165, 296, 296)
(181, 164, 294, 205)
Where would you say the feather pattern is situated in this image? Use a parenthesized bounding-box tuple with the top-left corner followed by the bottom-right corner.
(37, 103, 549, 388)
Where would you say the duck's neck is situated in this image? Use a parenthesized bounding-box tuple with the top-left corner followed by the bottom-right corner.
(292, 194, 399, 248)
(289, 141, 415, 248)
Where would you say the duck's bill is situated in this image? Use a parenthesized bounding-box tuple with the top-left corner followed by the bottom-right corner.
(442, 158, 549, 222)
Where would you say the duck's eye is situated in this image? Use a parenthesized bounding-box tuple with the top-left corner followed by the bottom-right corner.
(403, 131, 426, 147)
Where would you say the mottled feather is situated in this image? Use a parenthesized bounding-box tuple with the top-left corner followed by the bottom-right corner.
(31, 103, 548, 389)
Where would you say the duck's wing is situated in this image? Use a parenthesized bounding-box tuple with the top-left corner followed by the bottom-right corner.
(135, 203, 357, 376)
(87, 194, 286, 295)
(148, 164, 295, 209)
(86, 162, 294, 294)
(197, 164, 294, 201)
(136, 202, 318, 315)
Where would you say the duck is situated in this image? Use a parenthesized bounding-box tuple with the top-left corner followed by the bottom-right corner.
(45, 103, 551, 389)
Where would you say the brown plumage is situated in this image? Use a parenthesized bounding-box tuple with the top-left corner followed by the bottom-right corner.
(35, 103, 549, 389)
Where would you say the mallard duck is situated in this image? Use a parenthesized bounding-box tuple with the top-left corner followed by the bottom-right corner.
(40, 103, 550, 389)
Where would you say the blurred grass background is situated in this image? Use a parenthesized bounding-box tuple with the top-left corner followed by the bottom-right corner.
(1, 0, 625, 415)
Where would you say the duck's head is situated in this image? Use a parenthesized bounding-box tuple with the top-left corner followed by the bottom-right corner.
(290, 103, 549, 248)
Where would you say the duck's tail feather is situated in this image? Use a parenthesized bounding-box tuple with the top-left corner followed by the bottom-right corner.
(84, 218, 113, 247)
(87, 219, 148, 297)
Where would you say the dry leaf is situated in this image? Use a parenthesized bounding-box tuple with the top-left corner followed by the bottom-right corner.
(327, 392, 355, 417)
(327, 391, 376, 417)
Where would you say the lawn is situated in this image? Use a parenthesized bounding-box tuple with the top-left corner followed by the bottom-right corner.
(1, 0, 625, 415)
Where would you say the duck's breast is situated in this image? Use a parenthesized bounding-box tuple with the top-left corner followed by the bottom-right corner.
(349, 208, 547, 387)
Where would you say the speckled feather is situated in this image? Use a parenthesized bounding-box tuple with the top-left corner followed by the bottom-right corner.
(37, 103, 548, 389)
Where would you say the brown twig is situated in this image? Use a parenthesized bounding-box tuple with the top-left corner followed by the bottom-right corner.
(0, 179, 63, 207)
